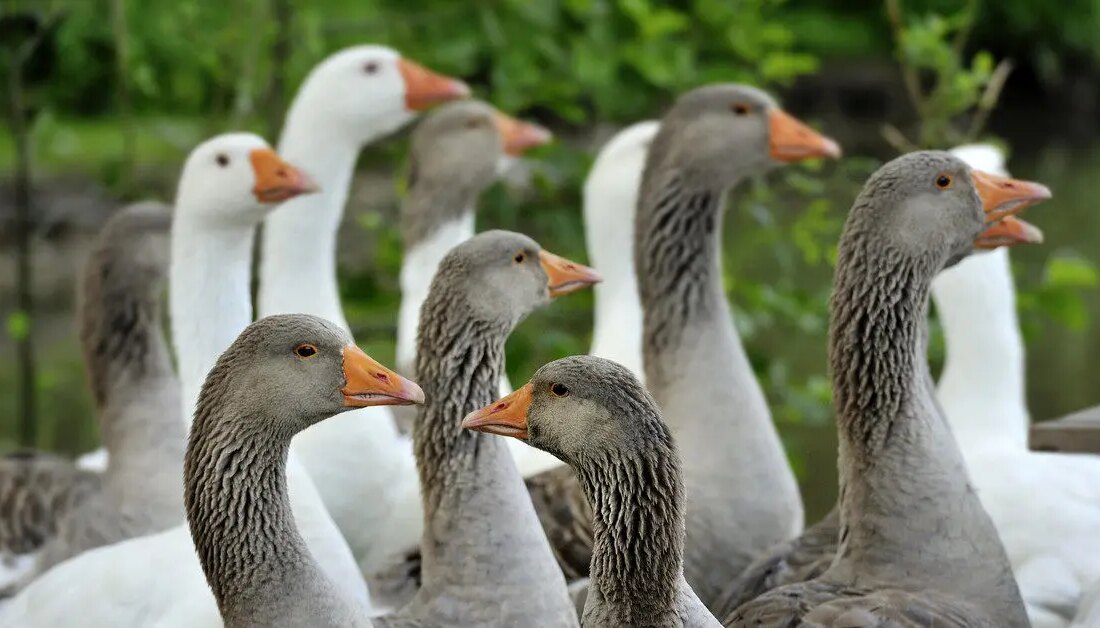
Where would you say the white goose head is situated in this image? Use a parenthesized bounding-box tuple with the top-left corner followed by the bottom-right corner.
(175, 132, 316, 226)
(285, 45, 470, 144)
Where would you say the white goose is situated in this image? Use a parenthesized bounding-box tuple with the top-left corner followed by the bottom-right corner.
(0, 134, 368, 625)
(932, 144, 1100, 628)
(256, 45, 469, 579)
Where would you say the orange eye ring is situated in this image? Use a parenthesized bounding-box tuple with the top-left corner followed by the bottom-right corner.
(295, 343, 318, 359)
(935, 173, 954, 189)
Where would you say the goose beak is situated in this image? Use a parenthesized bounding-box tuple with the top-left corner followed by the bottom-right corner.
(494, 112, 553, 156)
(462, 383, 532, 440)
(768, 109, 842, 162)
(341, 345, 425, 407)
(249, 149, 319, 203)
(539, 250, 602, 298)
(398, 59, 471, 111)
(976, 216, 1044, 249)
(971, 170, 1053, 223)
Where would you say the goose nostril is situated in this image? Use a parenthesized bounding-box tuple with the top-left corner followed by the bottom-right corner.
(373, 372, 389, 383)
(277, 169, 287, 178)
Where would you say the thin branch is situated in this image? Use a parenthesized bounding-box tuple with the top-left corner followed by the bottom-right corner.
(965, 58, 1014, 141)
(881, 123, 919, 153)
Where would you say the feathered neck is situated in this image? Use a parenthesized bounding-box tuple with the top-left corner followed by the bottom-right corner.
(576, 433, 684, 626)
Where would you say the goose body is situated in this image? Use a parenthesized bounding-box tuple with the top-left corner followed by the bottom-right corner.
(727, 151, 1047, 627)
(377, 231, 593, 627)
(933, 144, 1100, 627)
(0, 134, 367, 625)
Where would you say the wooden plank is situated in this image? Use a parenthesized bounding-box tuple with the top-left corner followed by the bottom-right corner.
(1029, 406, 1100, 454)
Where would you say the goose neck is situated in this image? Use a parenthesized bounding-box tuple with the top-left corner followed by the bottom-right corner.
(634, 173, 731, 377)
(184, 402, 339, 625)
(578, 445, 684, 625)
(257, 128, 360, 328)
(170, 219, 255, 426)
(828, 231, 1013, 590)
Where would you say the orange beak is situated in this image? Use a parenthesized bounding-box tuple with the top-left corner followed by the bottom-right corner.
(493, 112, 553, 156)
(768, 109, 842, 162)
(971, 170, 1053, 224)
(341, 345, 425, 407)
(249, 149, 319, 203)
(976, 216, 1044, 249)
(397, 58, 471, 111)
(538, 250, 601, 298)
(461, 382, 533, 440)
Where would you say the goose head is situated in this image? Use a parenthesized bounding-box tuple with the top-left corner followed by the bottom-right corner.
(650, 84, 841, 187)
(175, 133, 317, 227)
(285, 45, 470, 144)
(433, 230, 601, 326)
(204, 314, 424, 433)
(846, 151, 1050, 270)
(463, 355, 667, 463)
(409, 100, 552, 197)
(96, 201, 173, 281)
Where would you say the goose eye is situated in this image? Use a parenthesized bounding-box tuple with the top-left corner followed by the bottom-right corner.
(465, 117, 483, 129)
(513, 251, 526, 264)
(549, 383, 569, 397)
(294, 343, 318, 359)
(215, 154, 230, 167)
(363, 61, 379, 75)
(935, 173, 954, 189)
(731, 103, 750, 116)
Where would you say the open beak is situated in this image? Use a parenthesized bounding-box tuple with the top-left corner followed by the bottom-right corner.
(249, 149, 319, 203)
(971, 170, 1053, 224)
(768, 109, 842, 162)
(494, 112, 553, 156)
(341, 345, 425, 407)
(461, 382, 532, 440)
(539, 250, 601, 298)
(398, 59, 471, 111)
(976, 216, 1044, 250)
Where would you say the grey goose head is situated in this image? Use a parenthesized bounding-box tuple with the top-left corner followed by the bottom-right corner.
(90, 201, 173, 291)
(846, 151, 1051, 270)
(648, 83, 841, 187)
(462, 355, 672, 464)
(403, 101, 552, 246)
(195, 314, 424, 434)
(429, 230, 601, 327)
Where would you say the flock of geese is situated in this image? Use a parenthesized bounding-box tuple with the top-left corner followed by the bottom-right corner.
(0, 43, 1098, 627)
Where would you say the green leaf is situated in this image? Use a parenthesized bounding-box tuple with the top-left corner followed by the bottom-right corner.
(1044, 256, 1100, 288)
(7, 311, 30, 341)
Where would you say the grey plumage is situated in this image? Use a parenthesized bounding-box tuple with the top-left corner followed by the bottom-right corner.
(501, 355, 719, 627)
(377, 231, 577, 627)
(712, 508, 839, 619)
(528, 84, 808, 608)
(0, 453, 100, 555)
(185, 314, 372, 628)
(726, 151, 1029, 627)
(0, 202, 185, 591)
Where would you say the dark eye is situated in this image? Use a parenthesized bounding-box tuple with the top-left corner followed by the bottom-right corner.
(513, 251, 526, 264)
(549, 383, 569, 397)
(363, 61, 379, 75)
(216, 154, 230, 167)
(935, 173, 954, 189)
(465, 117, 485, 129)
(294, 343, 318, 358)
(731, 103, 750, 116)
